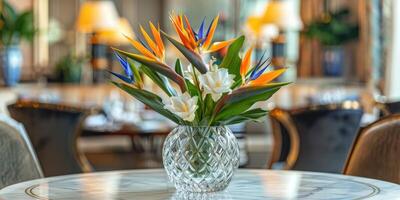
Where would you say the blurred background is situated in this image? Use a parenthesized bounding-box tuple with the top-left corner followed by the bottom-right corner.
(0, 0, 399, 174)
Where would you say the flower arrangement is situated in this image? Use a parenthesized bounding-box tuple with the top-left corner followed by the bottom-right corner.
(110, 14, 288, 126)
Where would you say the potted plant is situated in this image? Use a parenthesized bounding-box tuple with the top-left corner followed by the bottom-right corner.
(0, 0, 35, 86)
(304, 8, 358, 77)
(55, 53, 86, 83)
(110, 14, 288, 192)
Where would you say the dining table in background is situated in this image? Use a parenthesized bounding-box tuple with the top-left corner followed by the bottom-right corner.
(0, 169, 399, 200)
(82, 118, 173, 153)
(0, 79, 371, 115)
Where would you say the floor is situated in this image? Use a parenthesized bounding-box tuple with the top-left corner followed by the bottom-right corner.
(81, 121, 273, 171)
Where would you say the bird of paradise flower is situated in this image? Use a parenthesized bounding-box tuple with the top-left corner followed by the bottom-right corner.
(110, 13, 289, 126)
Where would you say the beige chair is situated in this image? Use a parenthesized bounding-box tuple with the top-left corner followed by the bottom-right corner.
(0, 114, 43, 189)
(343, 114, 400, 184)
(8, 101, 93, 177)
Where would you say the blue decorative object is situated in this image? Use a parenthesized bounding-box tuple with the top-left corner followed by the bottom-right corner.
(323, 46, 344, 77)
(1, 46, 22, 86)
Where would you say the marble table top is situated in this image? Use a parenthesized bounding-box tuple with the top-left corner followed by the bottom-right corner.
(1, 169, 399, 200)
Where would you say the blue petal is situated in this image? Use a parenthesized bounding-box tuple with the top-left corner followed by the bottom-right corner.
(250, 54, 270, 79)
(198, 17, 205, 40)
(250, 62, 271, 80)
(192, 29, 198, 41)
(114, 52, 133, 77)
(109, 71, 134, 83)
(202, 18, 214, 45)
(254, 50, 267, 70)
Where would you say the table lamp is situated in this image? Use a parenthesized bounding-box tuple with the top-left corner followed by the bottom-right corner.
(76, 0, 119, 83)
(96, 18, 135, 45)
(96, 18, 135, 80)
(246, 16, 264, 37)
(261, 0, 302, 67)
(245, 16, 279, 62)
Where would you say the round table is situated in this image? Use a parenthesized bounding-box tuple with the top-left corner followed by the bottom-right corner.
(1, 169, 399, 200)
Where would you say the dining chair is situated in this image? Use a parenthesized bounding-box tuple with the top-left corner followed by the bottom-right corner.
(376, 100, 400, 116)
(343, 114, 400, 184)
(8, 101, 93, 177)
(269, 102, 363, 173)
(0, 114, 43, 189)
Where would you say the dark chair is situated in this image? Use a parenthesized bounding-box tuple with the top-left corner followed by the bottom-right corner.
(269, 102, 363, 173)
(0, 114, 43, 188)
(376, 100, 400, 116)
(343, 114, 400, 184)
(8, 101, 93, 177)
(268, 110, 295, 170)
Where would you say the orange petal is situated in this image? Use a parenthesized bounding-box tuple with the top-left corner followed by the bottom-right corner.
(250, 68, 286, 86)
(172, 14, 184, 30)
(183, 15, 197, 49)
(111, 47, 157, 62)
(124, 35, 157, 60)
(183, 15, 195, 38)
(240, 47, 253, 78)
(178, 15, 184, 28)
(203, 14, 219, 49)
(170, 15, 191, 48)
(205, 39, 234, 53)
(140, 25, 161, 58)
(149, 22, 165, 58)
(175, 26, 191, 48)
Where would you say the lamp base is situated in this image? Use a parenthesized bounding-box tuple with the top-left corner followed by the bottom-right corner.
(90, 41, 109, 84)
(271, 34, 286, 68)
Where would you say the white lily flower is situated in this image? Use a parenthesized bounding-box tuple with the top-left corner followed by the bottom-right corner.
(163, 92, 198, 122)
(183, 64, 199, 84)
(198, 67, 235, 101)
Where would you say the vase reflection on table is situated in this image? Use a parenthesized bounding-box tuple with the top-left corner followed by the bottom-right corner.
(110, 13, 288, 192)
(173, 189, 233, 200)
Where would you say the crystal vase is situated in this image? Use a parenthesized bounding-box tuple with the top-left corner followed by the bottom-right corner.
(162, 125, 239, 193)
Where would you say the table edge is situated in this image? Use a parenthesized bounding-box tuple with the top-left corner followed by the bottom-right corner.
(1, 169, 399, 194)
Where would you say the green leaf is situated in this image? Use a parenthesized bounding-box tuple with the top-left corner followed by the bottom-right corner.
(15, 10, 35, 41)
(160, 75, 177, 96)
(185, 79, 200, 97)
(127, 58, 143, 87)
(204, 94, 215, 118)
(220, 36, 245, 83)
(218, 108, 267, 125)
(197, 95, 215, 126)
(139, 64, 176, 96)
(184, 79, 203, 122)
(1, 2, 35, 45)
(113, 48, 186, 92)
(214, 82, 290, 121)
(2, 1, 18, 23)
(161, 31, 208, 74)
(111, 82, 182, 124)
(174, 59, 184, 77)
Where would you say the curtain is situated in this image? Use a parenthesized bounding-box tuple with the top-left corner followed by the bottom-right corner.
(298, 0, 324, 77)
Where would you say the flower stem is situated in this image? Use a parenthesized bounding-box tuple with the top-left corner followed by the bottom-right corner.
(191, 64, 204, 121)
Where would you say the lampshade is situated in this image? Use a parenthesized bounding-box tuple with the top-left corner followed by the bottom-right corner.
(76, 1, 119, 33)
(96, 18, 135, 45)
(246, 16, 263, 35)
(261, 0, 303, 31)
